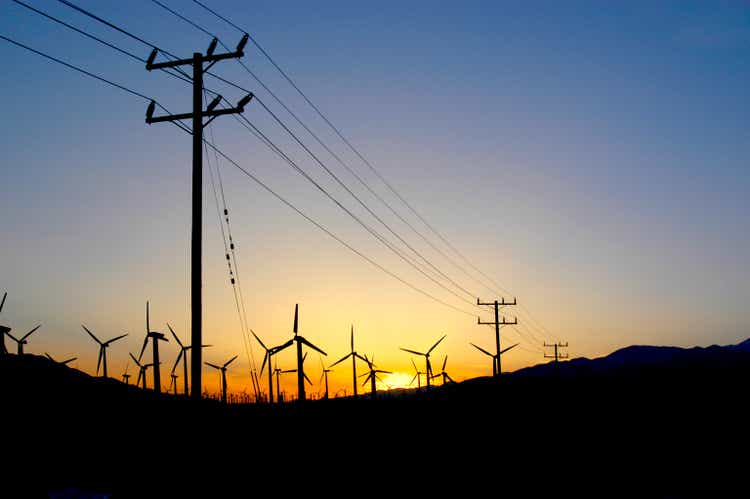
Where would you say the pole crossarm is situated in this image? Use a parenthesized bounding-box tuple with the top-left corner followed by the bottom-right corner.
(478, 317, 517, 325)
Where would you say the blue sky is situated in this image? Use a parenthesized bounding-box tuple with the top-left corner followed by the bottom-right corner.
(0, 0, 748, 391)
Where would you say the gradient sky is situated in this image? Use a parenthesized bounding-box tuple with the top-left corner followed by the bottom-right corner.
(1, 0, 748, 397)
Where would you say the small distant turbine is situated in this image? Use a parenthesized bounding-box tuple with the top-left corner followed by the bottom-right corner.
(44, 352, 77, 366)
(409, 358, 426, 389)
(5, 325, 42, 355)
(359, 355, 391, 399)
(471, 342, 518, 376)
(319, 356, 332, 400)
(129, 352, 154, 389)
(205, 355, 238, 403)
(168, 372, 179, 395)
(168, 323, 211, 396)
(399, 334, 446, 388)
(430, 355, 455, 385)
(82, 325, 128, 378)
(329, 325, 369, 398)
(138, 301, 168, 394)
(250, 329, 293, 404)
(287, 304, 326, 402)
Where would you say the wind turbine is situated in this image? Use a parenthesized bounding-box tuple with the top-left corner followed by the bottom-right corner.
(168, 323, 211, 395)
(471, 342, 518, 376)
(409, 358, 426, 389)
(329, 325, 368, 398)
(205, 355, 238, 403)
(138, 301, 168, 394)
(360, 355, 391, 399)
(168, 372, 179, 395)
(122, 363, 132, 385)
(319, 356, 332, 400)
(82, 325, 127, 378)
(44, 352, 77, 366)
(399, 334, 446, 388)
(129, 352, 153, 389)
(274, 361, 298, 403)
(1, 292, 10, 355)
(287, 304, 326, 402)
(430, 355, 455, 385)
(5, 325, 42, 355)
(250, 329, 293, 404)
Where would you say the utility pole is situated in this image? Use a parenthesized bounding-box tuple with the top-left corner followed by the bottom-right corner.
(144, 35, 252, 400)
(544, 342, 569, 364)
(477, 297, 517, 376)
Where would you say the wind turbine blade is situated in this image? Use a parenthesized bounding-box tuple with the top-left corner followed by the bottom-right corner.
(293, 303, 298, 335)
(273, 339, 294, 354)
(377, 370, 392, 375)
(6, 332, 19, 342)
(62, 357, 77, 365)
(249, 329, 267, 351)
(329, 353, 350, 367)
(146, 301, 150, 334)
(446, 374, 455, 383)
(138, 336, 148, 361)
(172, 349, 183, 374)
(82, 325, 102, 345)
(304, 373, 312, 385)
(409, 374, 417, 385)
(21, 324, 41, 341)
(96, 348, 103, 374)
(362, 374, 372, 387)
(500, 343, 520, 355)
(471, 343, 494, 357)
(281, 369, 297, 373)
(129, 352, 141, 367)
(411, 358, 418, 372)
(428, 334, 446, 354)
(442, 356, 448, 372)
(205, 362, 221, 370)
(299, 337, 327, 356)
(354, 353, 369, 364)
(260, 351, 269, 373)
(136, 369, 143, 386)
(224, 355, 239, 368)
(0, 292, 6, 313)
(302, 352, 308, 362)
(350, 325, 354, 351)
(400, 347, 424, 356)
(167, 323, 183, 348)
(106, 333, 128, 346)
(45, 352, 54, 361)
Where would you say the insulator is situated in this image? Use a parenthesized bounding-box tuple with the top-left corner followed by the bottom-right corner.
(224, 209, 228, 216)
(230, 243, 235, 250)
(226, 254, 230, 260)
(231, 278, 235, 284)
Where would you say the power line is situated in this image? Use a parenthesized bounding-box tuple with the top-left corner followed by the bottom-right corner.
(152, 0, 490, 305)
(12, 0, 196, 88)
(230, 109, 477, 312)
(203, 137, 475, 317)
(0, 33, 191, 135)
(184, 0, 562, 344)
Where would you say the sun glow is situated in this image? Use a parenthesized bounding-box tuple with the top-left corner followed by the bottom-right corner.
(376, 371, 415, 391)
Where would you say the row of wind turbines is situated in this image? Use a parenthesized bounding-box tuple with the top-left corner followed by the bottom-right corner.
(2, 291, 520, 403)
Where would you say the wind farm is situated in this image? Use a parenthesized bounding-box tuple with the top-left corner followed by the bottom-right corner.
(0, 0, 747, 496)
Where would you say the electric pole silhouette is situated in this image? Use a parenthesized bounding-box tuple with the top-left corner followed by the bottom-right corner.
(544, 342, 569, 364)
(144, 35, 251, 400)
(477, 297, 517, 376)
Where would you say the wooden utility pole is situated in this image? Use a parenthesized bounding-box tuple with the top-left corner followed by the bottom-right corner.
(544, 342, 569, 363)
(145, 35, 251, 400)
(477, 298, 517, 376)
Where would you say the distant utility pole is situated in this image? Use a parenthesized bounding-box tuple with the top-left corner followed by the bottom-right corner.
(144, 35, 252, 400)
(477, 297, 517, 376)
(544, 342, 569, 364)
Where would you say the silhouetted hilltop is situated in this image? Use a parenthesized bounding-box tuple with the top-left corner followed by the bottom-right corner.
(509, 337, 750, 378)
(1, 339, 747, 496)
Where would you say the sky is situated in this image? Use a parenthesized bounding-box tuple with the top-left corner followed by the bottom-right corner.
(1, 0, 748, 398)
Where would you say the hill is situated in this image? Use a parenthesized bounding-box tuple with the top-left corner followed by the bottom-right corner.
(1, 339, 748, 496)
